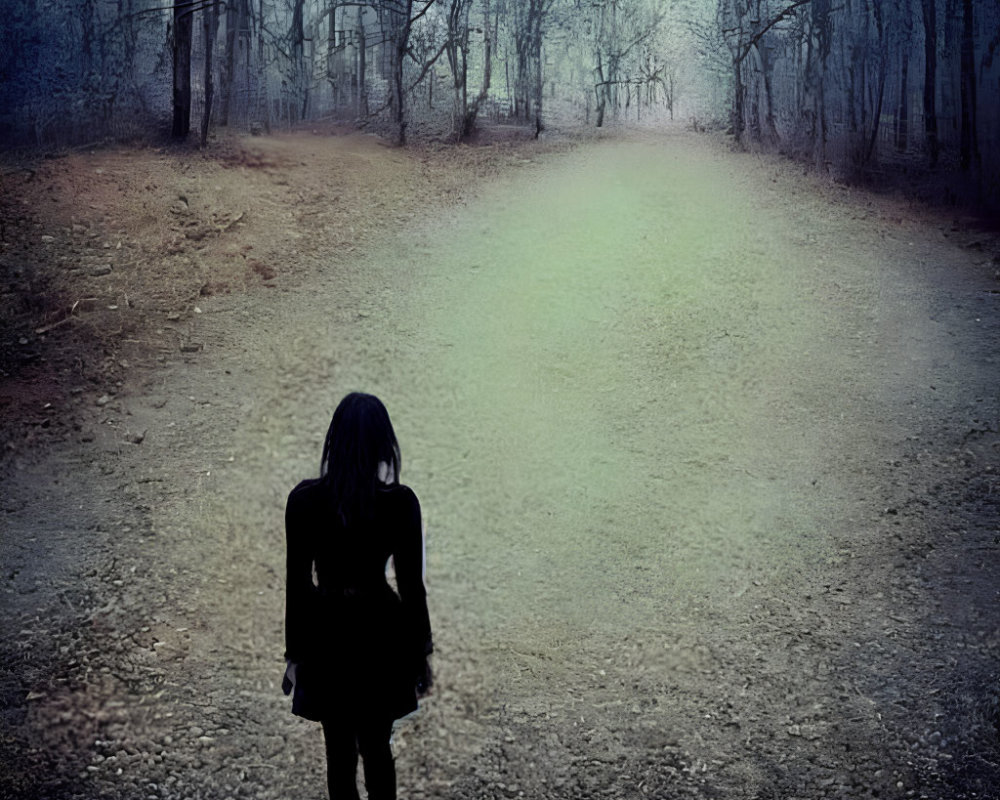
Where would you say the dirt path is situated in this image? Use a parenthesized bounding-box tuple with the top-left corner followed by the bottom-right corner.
(2, 130, 999, 800)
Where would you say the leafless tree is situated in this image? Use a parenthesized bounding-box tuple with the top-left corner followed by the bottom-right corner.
(583, 0, 662, 128)
(200, 0, 220, 145)
(958, 0, 978, 171)
(2, 0, 998, 209)
(172, 0, 194, 138)
(509, 0, 557, 137)
(444, 0, 494, 139)
(921, 0, 938, 165)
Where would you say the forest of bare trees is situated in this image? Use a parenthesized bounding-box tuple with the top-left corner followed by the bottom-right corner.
(1, 0, 997, 203)
(710, 1, 999, 188)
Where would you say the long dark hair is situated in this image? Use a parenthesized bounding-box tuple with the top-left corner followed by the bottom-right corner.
(320, 392, 401, 526)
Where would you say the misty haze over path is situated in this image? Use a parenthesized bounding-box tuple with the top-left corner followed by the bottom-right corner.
(3, 131, 997, 799)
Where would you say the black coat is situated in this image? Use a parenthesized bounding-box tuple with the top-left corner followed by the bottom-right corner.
(284, 479, 433, 722)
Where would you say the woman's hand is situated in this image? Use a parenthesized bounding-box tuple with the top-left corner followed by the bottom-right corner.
(285, 661, 299, 690)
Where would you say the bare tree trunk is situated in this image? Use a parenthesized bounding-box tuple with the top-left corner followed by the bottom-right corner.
(811, 0, 831, 168)
(595, 51, 606, 127)
(896, 49, 909, 152)
(747, 53, 762, 141)
(257, 0, 271, 133)
(327, 6, 338, 106)
(291, 0, 306, 121)
(847, 43, 857, 136)
(392, 1, 414, 146)
(81, 0, 95, 80)
(357, 11, 367, 117)
(943, 0, 961, 144)
(532, 16, 544, 138)
(446, 0, 470, 139)
(172, 0, 193, 139)
(511, 0, 549, 132)
(201, 0, 220, 147)
(219, 0, 243, 126)
(858, 41, 866, 136)
(505, 54, 512, 115)
(864, 0, 885, 164)
(732, 60, 745, 142)
(461, 0, 494, 140)
(921, 0, 939, 165)
(959, 0, 978, 171)
(516, 24, 530, 119)
(760, 47, 778, 145)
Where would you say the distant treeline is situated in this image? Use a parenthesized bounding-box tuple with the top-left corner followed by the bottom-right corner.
(1, 0, 996, 205)
(0, 0, 683, 147)
(711, 0, 1000, 205)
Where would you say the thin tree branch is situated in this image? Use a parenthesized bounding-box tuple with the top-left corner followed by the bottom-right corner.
(409, 0, 438, 25)
(133, 0, 220, 18)
(406, 38, 451, 91)
(736, 0, 813, 65)
(615, 12, 663, 62)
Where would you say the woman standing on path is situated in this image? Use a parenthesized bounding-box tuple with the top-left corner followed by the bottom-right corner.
(283, 393, 433, 800)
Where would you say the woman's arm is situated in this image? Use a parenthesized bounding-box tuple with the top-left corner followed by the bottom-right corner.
(393, 488, 433, 666)
(284, 486, 316, 663)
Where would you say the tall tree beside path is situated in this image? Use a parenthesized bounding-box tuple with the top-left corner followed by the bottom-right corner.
(587, 0, 663, 128)
(445, 0, 475, 139)
(921, 0, 939, 165)
(201, 0, 220, 146)
(0, 0, 997, 209)
(377, 0, 437, 146)
(515, 0, 557, 137)
(959, 0, 978, 171)
(172, 0, 194, 139)
(715, 0, 813, 145)
(290, 0, 308, 120)
(219, 0, 250, 126)
(443, 0, 494, 140)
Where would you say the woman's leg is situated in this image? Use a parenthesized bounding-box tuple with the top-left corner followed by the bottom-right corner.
(356, 717, 396, 800)
(321, 718, 361, 800)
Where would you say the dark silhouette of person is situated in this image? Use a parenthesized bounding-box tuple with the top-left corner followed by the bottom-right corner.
(283, 392, 433, 800)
